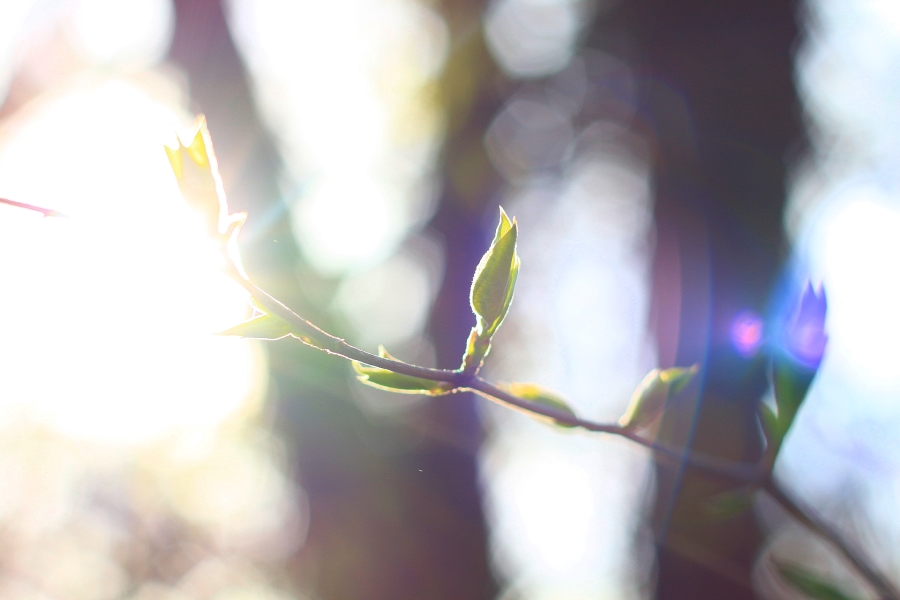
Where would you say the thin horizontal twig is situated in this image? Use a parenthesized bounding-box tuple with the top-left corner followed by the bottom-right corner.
(470, 378, 763, 483)
(238, 276, 764, 484)
(0, 197, 69, 218)
(235, 277, 463, 383)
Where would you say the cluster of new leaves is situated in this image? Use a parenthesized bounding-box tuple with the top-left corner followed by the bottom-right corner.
(162, 117, 885, 600)
(352, 208, 524, 395)
(165, 116, 247, 277)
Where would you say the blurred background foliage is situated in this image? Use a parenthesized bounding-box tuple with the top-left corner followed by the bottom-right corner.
(0, 0, 899, 599)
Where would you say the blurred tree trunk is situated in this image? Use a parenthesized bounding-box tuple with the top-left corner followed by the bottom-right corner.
(588, 1, 805, 597)
(167, 1, 499, 599)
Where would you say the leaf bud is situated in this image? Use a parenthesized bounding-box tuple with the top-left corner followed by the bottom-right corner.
(619, 364, 699, 431)
(470, 207, 520, 338)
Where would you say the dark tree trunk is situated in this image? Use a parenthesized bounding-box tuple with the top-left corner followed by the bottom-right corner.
(587, 1, 806, 597)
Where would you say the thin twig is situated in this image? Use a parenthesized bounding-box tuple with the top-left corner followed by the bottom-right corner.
(238, 276, 764, 484)
(470, 378, 763, 483)
(764, 477, 900, 600)
(0, 197, 69, 218)
(236, 278, 463, 382)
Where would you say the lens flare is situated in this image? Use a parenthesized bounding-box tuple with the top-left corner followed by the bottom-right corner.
(730, 310, 763, 357)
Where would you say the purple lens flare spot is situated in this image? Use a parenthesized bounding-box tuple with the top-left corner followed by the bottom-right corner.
(731, 310, 764, 357)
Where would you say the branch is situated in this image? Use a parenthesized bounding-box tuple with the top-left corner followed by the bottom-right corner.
(238, 274, 900, 599)
(235, 276, 764, 485)
(764, 477, 900, 600)
(0, 197, 69, 218)
(234, 277, 463, 383)
(470, 378, 763, 483)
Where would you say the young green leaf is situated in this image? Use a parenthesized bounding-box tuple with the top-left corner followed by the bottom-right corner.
(218, 313, 293, 340)
(165, 115, 228, 239)
(166, 115, 249, 277)
(496, 253, 520, 334)
(775, 562, 861, 600)
(492, 206, 514, 244)
(470, 207, 519, 336)
(352, 362, 451, 396)
(619, 364, 699, 431)
(502, 382, 578, 427)
(376, 345, 403, 361)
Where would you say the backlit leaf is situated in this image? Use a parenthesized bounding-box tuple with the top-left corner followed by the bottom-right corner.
(503, 382, 577, 427)
(497, 253, 520, 334)
(377, 345, 400, 360)
(352, 362, 451, 396)
(219, 313, 292, 340)
(470, 207, 519, 336)
(165, 115, 227, 238)
(166, 116, 248, 276)
(490, 205, 514, 244)
(619, 365, 698, 430)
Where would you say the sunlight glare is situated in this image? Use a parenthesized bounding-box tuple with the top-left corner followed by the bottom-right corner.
(811, 191, 900, 387)
(70, 0, 174, 67)
(0, 0, 40, 104)
(493, 454, 594, 572)
(292, 174, 398, 273)
(227, 0, 446, 274)
(0, 78, 263, 443)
